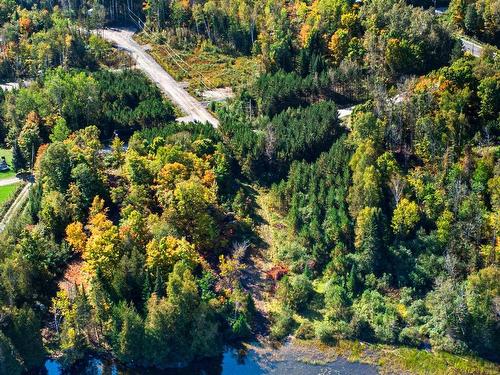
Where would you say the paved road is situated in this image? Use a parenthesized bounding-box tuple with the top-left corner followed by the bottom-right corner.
(434, 7, 483, 57)
(460, 38, 483, 57)
(98, 28, 219, 127)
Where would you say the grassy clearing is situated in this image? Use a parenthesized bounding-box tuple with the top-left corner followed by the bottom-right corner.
(136, 34, 262, 94)
(0, 148, 15, 180)
(0, 183, 20, 205)
(255, 188, 291, 262)
(253, 188, 290, 316)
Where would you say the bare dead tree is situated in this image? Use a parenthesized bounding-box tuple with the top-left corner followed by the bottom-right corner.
(233, 240, 250, 261)
(389, 173, 406, 205)
(265, 123, 276, 161)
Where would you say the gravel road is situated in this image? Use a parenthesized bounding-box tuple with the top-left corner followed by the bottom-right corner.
(98, 27, 219, 127)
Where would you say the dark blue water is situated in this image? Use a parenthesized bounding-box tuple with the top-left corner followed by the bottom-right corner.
(44, 343, 378, 375)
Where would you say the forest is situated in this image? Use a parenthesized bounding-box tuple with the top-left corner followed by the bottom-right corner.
(0, 0, 498, 374)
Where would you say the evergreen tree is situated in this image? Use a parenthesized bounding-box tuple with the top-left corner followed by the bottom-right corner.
(142, 271, 152, 310)
(153, 266, 165, 298)
(12, 142, 25, 172)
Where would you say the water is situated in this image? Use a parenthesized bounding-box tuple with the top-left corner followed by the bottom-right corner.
(44, 342, 378, 375)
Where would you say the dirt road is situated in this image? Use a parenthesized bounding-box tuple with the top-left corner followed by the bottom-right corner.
(98, 28, 219, 127)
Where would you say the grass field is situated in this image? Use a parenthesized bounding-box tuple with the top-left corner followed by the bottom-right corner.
(0, 183, 20, 205)
(0, 148, 16, 180)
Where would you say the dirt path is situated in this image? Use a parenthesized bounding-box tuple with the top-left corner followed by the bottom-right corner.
(98, 27, 219, 127)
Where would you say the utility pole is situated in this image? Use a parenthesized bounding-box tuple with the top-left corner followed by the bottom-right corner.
(31, 143, 34, 173)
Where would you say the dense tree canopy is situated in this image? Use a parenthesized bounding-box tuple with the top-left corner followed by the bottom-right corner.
(0, 0, 499, 373)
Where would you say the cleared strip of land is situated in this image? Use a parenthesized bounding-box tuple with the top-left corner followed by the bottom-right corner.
(98, 27, 219, 127)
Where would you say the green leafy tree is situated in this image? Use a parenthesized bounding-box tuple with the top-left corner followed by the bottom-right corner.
(12, 142, 25, 171)
(465, 266, 500, 355)
(277, 274, 314, 312)
(2, 307, 45, 371)
(111, 302, 145, 365)
(0, 332, 23, 375)
(391, 198, 420, 236)
(144, 263, 221, 367)
(49, 117, 71, 142)
(165, 179, 219, 251)
(39, 142, 71, 193)
(39, 191, 70, 239)
(352, 290, 400, 343)
(348, 140, 381, 218)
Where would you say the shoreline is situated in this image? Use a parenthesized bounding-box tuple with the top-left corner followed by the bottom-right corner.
(44, 336, 500, 374)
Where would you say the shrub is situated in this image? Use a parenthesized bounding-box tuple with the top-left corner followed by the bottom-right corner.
(276, 242, 311, 273)
(270, 309, 295, 341)
(324, 280, 351, 321)
(231, 314, 252, 338)
(352, 290, 400, 343)
(315, 320, 337, 344)
(295, 321, 315, 340)
(277, 274, 314, 312)
(399, 327, 423, 347)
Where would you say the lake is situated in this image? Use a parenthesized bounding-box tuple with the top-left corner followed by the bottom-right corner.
(44, 341, 378, 374)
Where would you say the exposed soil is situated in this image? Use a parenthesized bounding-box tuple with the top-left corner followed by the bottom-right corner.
(58, 258, 89, 297)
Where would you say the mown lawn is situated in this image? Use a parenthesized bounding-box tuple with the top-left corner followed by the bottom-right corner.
(0, 148, 16, 180)
(0, 183, 20, 205)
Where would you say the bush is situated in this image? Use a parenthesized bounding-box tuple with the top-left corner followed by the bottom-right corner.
(276, 242, 311, 273)
(231, 314, 252, 338)
(295, 321, 315, 340)
(270, 309, 295, 341)
(315, 320, 337, 345)
(332, 320, 353, 339)
(399, 327, 423, 347)
(324, 280, 351, 321)
(352, 290, 401, 343)
(277, 274, 314, 312)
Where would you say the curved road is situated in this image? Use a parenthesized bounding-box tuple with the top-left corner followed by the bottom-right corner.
(98, 28, 219, 127)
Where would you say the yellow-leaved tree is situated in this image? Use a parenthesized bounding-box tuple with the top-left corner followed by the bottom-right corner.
(66, 221, 87, 253)
(82, 197, 122, 278)
(146, 236, 199, 275)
